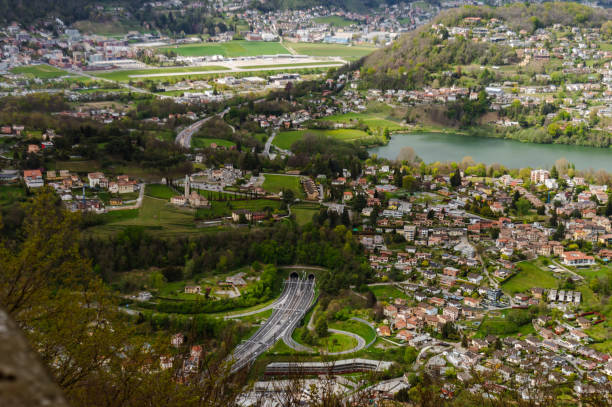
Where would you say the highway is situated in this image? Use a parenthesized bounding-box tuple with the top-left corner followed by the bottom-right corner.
(229, 274, 315, 372)
(175, 107, 230, 149)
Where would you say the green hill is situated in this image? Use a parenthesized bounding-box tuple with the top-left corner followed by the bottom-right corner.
(359, 2, 612, 90)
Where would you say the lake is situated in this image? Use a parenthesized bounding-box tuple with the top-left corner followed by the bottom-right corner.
(369, 132, 612, 171)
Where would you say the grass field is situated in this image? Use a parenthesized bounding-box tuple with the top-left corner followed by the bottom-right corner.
(322, 111, 406, 131)
(240, 61, 341, 69)
(157, 41, 289, 57)
(321, 332, 357, 353)
(313, 16, 357, 27)
(501, 260, 559, 294)
(262, 174, 304, 197)
(191, 137, 236, 149)
(288, 43, 377, 59)
(53, 160, 100, 173)
(93, 66, 229, 82)
(273, 128, 374, 149)
(89, 196, 198, 236)
(0, 185, 26, 207)
(330, 319, 376, 344)
(145, 184, 176, 199)
(368, 285, 410, 301)
(292, 208, 318, 225)
(195, 198, 282, 220)
(11, 65, 73, 79)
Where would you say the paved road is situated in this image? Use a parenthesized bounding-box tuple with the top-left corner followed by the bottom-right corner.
(229, 275, 315, 372)
(175, 107, 230, 148)
(263, 132, 276, 158)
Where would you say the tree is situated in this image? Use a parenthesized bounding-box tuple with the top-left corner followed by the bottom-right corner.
(450, 169, 462, 188)
(315, 317, 328, 338)
(515, 198, 531, 216)
(551, 165, 558, 179)
(606, 194, 612, 217)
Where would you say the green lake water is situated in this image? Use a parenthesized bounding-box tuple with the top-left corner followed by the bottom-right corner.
(369, 132, 612, 171)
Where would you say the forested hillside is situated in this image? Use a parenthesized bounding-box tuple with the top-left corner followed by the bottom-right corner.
(360, 2, 612, 90)
(0, 0, 144, 25)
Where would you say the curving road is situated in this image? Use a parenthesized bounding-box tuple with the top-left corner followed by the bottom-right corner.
(228, 275, 315, 372)
(175, 107, 230, 149)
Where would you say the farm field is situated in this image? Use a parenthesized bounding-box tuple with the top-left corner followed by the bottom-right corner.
(93, 66, 229, 82)
(287, 43, 377, 59)
(10, 65, 73, 79)
(191, 137, 236, 149)
(501, 260, 559, 294)
(273, 128, 374, 150)
(262, 174, 304, 198)
(157, 41, 289, 57)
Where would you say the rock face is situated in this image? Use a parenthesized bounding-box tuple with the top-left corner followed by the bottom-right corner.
(0, 309, 68, 407)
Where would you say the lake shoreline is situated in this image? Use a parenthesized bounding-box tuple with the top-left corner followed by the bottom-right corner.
(369, 131, 612, 172)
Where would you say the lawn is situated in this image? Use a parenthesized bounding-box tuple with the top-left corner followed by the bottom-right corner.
(145, 184, 176, 199)
(93, 66, 229, 82)
(313, 16, 357, 27)
(53, 160, 100, 173)
(330, 319, 376, 344)
(191, 137, 236, 149)
(320, 332, 357, 353)
(88, 196, 198, 236)
(273, 128, 374, 149)
(10, 65, 73, 79)
(157, 41, 289, 57)
(322, 111, 406, 131)
(368, 285, 410, 301)
(288, 43, 377, 59)
(292, 208, 318, 225)
(501, 260, 558, 294)
(262, 174, 304, 197)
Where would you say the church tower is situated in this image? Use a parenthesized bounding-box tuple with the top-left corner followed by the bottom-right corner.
(184, 174, 190, 198)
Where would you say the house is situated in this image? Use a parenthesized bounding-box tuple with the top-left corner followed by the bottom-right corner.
(184, 285, 201, 294)
(377, 325, 391, 337)
(464, 297, 481, 308)
(23, 169, 45, 188)
(562, 251, 595, 266)
(171, 333, 185, 347)
(88, 172, 105, 187)
(396, 330, 413, 341)
(467, 273, 483, 284)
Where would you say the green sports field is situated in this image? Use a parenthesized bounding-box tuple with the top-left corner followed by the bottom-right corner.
(157, 40, 289, 57)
